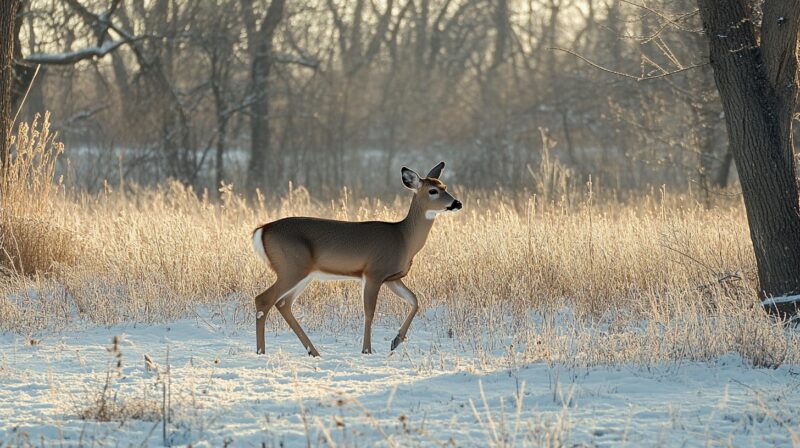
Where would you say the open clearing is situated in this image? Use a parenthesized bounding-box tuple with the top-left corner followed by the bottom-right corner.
(2, 310, 799, 447)
(2, 125, 800, 446)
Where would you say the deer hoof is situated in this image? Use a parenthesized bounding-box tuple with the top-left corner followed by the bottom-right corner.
(391, 335, 405, 351)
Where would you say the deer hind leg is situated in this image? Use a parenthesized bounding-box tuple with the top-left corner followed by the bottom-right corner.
(275, 277, 320, 357)
(255, 285, 278, 355)
(386, 280, 419, 351)
(255, 272, 310, 355)
(361, 277, 383, 354)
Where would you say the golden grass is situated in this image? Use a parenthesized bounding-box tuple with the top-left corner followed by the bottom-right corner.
(2, 181, 796, 367)
(0, 118, 796, 367)
(0, 113, 79, 276)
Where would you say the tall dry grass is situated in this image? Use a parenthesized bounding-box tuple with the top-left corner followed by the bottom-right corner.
(0, 116, 796, 367)
(0, 113, 78, 276)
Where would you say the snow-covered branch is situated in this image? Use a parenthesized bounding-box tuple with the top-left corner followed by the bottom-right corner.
(24, 40, 130, 66)
(761, 294, 800, 319)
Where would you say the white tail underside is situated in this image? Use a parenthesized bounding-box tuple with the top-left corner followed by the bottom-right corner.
(252, 227, 269, 263)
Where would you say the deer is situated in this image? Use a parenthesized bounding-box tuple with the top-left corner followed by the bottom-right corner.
(251, 162, 462, 356)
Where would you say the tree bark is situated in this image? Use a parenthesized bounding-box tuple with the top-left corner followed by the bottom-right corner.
(697, 0, 800, 315)
(1, 0, 21, 175)
(11, 0, 36, 113)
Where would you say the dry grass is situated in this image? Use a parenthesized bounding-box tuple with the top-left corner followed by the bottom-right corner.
(0, 118, 797, 368)
(0, 113, 79, 276)
(79, 369, 162, 423)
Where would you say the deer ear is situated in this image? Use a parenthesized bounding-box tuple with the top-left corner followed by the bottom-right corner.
(427, 161, 445, 179)
(401, 167, 422, 191)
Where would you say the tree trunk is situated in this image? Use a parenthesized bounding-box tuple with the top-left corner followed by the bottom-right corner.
(1, 0, 20, 175)
(12, 0, 37, 114)
(214, 92, 227, 193)
(716, 150, 733, 188)
(244, 0, 286, 195)
(698, 0, 800, 315)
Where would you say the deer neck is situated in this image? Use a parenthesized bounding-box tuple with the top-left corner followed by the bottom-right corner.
(399, 195, 436, 258)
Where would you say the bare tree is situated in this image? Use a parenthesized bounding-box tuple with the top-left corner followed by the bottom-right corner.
(697, 0, 800, 313)
(12, 0, 764, 200)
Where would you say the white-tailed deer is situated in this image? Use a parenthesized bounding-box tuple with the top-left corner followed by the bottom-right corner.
(251, 162, 461, 356)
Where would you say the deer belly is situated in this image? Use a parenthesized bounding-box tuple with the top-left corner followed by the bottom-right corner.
(309, 271, 362, 282)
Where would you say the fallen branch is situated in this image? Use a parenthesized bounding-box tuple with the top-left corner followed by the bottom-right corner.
(761, 294, 800, 320)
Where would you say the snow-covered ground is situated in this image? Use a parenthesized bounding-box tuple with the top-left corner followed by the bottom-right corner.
(1, 312, 799, 447)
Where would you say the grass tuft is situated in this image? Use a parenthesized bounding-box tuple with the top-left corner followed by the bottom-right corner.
(0, 113, 80, 276)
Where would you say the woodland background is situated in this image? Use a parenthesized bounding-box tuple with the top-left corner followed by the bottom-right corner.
(9, 0, 729, 199)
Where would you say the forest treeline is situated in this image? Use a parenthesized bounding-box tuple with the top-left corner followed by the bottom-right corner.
(11, 0, 725, 197)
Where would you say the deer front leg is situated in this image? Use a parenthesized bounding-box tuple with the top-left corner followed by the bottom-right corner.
(361, 278, 382, 354)
(386, 280, 419, 351)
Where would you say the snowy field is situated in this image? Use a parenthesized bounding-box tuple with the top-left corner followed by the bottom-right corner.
(1, 310, 799, 447)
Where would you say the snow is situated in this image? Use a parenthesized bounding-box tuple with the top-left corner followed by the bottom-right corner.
(1, 313, 799, 447)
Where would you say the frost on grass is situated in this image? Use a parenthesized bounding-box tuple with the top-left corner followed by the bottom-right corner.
(80, 395, 161, 423)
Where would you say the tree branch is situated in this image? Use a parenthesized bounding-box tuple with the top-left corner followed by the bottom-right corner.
(273, 52, 319, 69)
(549, 47, 708, 81)
(24, 39, 134, 65)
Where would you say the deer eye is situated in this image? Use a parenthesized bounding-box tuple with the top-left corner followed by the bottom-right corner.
(428, 189, 438, 195)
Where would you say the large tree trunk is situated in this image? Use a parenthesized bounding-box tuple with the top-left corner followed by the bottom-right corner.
(12, 0, 37, 115)
(697, 0, 800, 315)
(1, 0, 20, 174)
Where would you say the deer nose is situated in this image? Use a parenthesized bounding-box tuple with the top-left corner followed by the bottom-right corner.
(448, 200, 462, 211)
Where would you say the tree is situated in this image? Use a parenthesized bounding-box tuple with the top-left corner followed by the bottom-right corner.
(1, 0, 21, 174)
(697, 0, 800, 314)
(196, 0, 240, 192)
(242, 0, 287, 194)
(5, 0, 138, 187)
